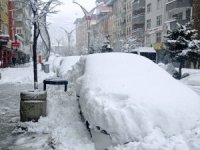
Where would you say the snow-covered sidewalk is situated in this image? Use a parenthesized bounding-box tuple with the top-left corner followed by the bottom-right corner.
(11, 86, 95, 150)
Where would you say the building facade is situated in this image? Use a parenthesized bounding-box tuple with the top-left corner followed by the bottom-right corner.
(75, 0, 198, 53)
(125, 0, 132, 38)
(8, 0, 15, 41)
(192, 0, 200, 38)
(165, 0, 192, 31)
(145, 0, 165, 50)
(132, 0, 145, 45)
(13, 0, 32, 47)
(0, 0, 9, 35)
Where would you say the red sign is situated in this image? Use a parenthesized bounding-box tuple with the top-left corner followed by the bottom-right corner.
(11, 41, 20, 48)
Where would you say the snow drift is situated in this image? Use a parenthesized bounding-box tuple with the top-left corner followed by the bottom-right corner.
(67, 53, 200, 146)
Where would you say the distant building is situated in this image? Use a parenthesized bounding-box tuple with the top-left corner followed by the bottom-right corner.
(106, 0, 126, 50)
(125, 0, 132, 38)
(192, 0, 200, 38)
(165, 0, 192, 31)
(132, 0, 145, 45)
(74, 18, 87, 51)
(0, 0, 9, 35)
(145, 0, 165, 50)
(13, 0, 32, 50)
(8, 0, 15, 41)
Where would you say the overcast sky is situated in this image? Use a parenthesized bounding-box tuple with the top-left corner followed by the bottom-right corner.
(48, 0, 96, 45)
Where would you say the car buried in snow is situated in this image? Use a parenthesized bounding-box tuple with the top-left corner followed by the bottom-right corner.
(68, 53, 200, 150)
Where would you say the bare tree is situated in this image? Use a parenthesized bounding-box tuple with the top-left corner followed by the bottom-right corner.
(28, 0, 61, 89)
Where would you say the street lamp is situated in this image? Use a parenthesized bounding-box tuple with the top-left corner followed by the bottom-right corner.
(73, 0, 99, 54)
(61, 28, 74, 52)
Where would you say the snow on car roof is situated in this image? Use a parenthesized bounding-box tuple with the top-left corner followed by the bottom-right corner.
(69, 53, 200, 145)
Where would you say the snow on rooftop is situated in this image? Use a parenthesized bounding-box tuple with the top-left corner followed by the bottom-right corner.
(67, 53, 200, 146)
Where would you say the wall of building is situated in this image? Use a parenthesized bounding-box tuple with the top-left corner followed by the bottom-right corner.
(145, 0, 165, 49)
(8, 0, 15, 41)
(0, 0, 9, 35)
(192, 0, 200, 38)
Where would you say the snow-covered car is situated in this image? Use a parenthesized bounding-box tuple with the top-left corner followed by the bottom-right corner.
(68, 53, 200, 150)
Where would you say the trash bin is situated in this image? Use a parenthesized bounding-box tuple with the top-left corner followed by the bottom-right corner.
(41, 63, 44, 71)
(20, 90, 47, 122)
(44, 64, 49, 73)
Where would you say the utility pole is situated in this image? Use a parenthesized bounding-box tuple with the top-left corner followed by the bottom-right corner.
(73, 1, 101, 54)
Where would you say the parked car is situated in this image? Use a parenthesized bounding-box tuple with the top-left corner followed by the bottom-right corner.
(68, 52, 200, 150)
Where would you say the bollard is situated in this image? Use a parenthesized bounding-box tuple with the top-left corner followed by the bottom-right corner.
(20, 90, 47, 122)
(0, 72, 1, 80)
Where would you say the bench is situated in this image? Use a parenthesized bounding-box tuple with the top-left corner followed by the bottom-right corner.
(43, 78, 68, 92)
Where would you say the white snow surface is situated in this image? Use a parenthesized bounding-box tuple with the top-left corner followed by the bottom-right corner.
(67, 53, 200, 148)
(57, 56, 81, 77)
(0, 63, 55, 84)
(2, 52, 200, 149)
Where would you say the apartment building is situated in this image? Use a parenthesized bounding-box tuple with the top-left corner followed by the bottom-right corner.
(165, 0, 192, 31)
(8, 0, 15, 41)
(132, 0, 145, 45)
(106, 0, 126, 50)
(192, 0, 200, 37)
(145, 0, 165, 50)
(13, 0, 32, 47)
(74, 18, 88, 51)
(125, 0, 132, 38)
(0, 0, 9, 35)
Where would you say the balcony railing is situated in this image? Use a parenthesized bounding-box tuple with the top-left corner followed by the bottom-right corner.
(166, 0, 192, 11)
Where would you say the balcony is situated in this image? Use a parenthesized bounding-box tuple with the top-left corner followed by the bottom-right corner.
(166, 0, 192, 11)
(132, 0, 145, 11)
(132, 14, 145, 25)
(168, 19, 191, 30)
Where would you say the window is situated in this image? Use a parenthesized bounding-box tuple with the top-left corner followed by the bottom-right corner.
(156, 32, 162, 42)
(172, 12, 183, 20)
(186, 8, 191, 20)
(16, 28, 22, 34)
(156, 15, 162, 26)
(147, 19, 151, 29)
(157, 0, 162, 9)
(147, 3, 151, 13)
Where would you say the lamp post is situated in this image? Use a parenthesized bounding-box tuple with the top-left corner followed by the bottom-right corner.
(61, 28, 74, 52)
(73, 1, 99, 54)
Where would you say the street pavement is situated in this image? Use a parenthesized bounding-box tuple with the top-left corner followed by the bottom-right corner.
(0, 84, 34, 149)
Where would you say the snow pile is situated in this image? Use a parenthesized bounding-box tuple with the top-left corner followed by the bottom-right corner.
(51, 56, 63, 74)
(57, 56, 81, 77)
(68, 53, 200, 148)
(181, 73, 200, 86)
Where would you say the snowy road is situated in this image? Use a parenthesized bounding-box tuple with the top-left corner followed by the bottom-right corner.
(0, 84, 32, 149)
